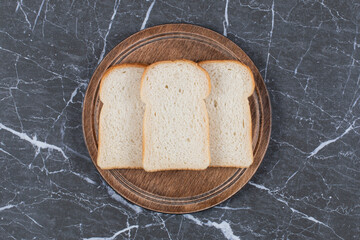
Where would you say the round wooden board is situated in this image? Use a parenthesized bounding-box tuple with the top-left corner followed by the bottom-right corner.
(82, 24, 271, 214)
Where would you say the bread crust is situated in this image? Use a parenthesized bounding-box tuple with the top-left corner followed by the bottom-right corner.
(99, 63, 147, 100)
(140, 59, 212, 172)
(142, 166, 209, 173)
(199, 60, 255, 168)
(97, 63, 146, 170)
(198, 60, 255, 97)
(140, 59, 211, 101)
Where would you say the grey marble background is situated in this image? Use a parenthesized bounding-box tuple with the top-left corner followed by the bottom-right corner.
(0, 0, 359, 239)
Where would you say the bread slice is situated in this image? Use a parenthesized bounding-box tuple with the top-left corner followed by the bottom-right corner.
(199, 60, 255, 168)
(140, 60, 211, 172)
(97, 64, 146, 169)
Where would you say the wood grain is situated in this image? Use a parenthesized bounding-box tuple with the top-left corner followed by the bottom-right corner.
(82, 24, 271, 213)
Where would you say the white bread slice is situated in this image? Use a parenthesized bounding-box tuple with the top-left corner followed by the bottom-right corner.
(97, 64, 146, 169)
(199, 60, 255, 168)
(140, 60, 211, 172)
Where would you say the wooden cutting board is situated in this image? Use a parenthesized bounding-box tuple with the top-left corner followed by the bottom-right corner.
(82, 24, 271, 213)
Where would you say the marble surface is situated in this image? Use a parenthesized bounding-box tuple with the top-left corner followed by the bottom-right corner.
(1, 0, 359, 239)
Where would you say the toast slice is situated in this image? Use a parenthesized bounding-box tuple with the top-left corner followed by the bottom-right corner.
(97, 64, 146, 169)
(199, 60, 255, 168)
(140, 60, 211, 172)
